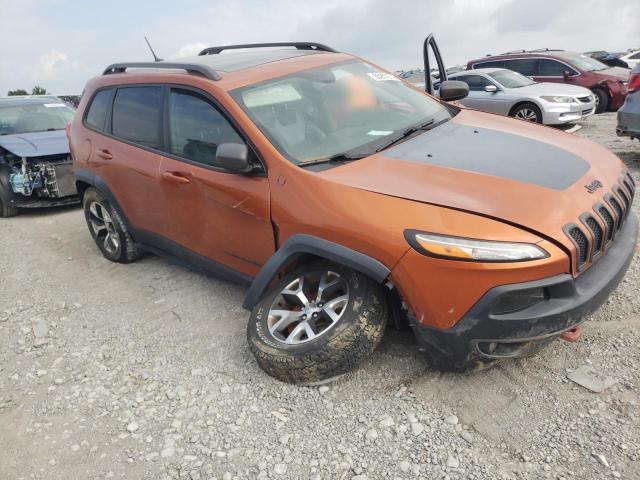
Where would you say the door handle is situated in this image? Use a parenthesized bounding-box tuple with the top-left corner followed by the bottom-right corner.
(162, 171, 191, 184)
(96, 149, 113, 160)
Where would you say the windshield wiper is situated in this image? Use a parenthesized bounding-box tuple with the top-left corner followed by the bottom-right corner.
(298, 152, 369, 167)
(374, 118, 435, 153)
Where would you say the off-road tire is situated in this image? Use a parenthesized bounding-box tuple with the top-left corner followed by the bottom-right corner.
(510, 102, 542, 123)
(592, 88, 609, 114)
(247, 261, 388, 384)
(0, 197, 19, 218)
(83, 187, 143, 264)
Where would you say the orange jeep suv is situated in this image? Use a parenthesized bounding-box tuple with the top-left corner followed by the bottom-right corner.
(69, 42, 638, 384)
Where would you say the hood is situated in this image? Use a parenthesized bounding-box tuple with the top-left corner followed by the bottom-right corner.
(517, 82, 592, 97)
(0, 130, 70, 157)
(321, 110, 628, 253)
(597, 67, 630, 81)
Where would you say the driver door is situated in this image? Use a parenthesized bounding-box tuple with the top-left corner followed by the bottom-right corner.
(157, 87, 275, 278)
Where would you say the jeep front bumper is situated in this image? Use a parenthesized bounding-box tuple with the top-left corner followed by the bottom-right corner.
(410, 213, 638, 363)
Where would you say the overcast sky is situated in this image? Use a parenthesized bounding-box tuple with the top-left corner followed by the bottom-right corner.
(1, 0, 638, 95)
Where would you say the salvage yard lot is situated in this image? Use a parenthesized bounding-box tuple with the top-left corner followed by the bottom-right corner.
(1, 113, 638, 480)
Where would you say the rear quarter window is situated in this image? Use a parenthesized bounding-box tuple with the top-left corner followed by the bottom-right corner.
(85, 89, 113, 131)
(112, 86, 163, 149)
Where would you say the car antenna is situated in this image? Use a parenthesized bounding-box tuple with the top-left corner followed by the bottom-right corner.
(144, 36, 163, 62)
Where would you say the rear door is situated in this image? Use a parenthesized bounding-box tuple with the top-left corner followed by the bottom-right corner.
(157, 86, 274, 277)
(84, 85, 166, 233)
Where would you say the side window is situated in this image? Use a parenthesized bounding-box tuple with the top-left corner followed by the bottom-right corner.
(112, 86, 162, 149)
(630, 52, 640, 60)
(456, 75, 491, 91)
(168, 89, 245, 168)
(504, 59, 539, 76)
(85, 89, 112, 131)
(474, 60, 504, 69)
(539, 59, 573, 76)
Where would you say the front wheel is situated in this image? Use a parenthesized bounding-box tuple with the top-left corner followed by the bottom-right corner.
(247, 261, 388, 384)
(592, 88, 609, 114)
(510, 102, 542, 123)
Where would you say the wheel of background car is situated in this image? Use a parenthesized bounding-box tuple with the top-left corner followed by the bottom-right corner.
(82, 187, 143, 264)
(0, 196, 19, 218)
(247, 260, 388, 384)
(592, 88, 609, 114)
(510, 103, 542, 124)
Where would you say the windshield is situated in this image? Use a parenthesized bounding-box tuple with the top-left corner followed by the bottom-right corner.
(232, 60, 452, 164)
(487, 70, 535, 88)
(558, 53, 608, 72)
(0, 102, 76, 135)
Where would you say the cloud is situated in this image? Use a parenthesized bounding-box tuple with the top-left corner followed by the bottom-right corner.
(38, 50, 89, 80)
(0, 0, 639, 94)
(172, 43, 209, 59)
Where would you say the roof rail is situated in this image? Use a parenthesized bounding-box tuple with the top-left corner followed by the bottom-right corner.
(530, 48, 563, 52)
(102, 62, 221, 80)
(501, 49, 526, 55)
(198, 42, 337, 56)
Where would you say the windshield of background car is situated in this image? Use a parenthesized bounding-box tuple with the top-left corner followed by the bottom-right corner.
(558, 53, 608, 72)
(488, 70, 535, 88)
(0, 102, 75, 135)
(231, 60, 452, 164)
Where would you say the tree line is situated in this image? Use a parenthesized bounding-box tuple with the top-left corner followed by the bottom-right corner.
(7, 86, 49, 96)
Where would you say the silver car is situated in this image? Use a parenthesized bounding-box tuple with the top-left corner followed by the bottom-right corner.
(448, 68, 596, 125)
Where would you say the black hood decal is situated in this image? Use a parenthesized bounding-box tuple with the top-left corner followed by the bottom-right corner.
(383, 122, 589, 190)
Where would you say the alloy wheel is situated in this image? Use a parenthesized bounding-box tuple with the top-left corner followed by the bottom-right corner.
(88, 201, 121, 255)
(267, 271, 350, 345)
(514, 108, 538, 122)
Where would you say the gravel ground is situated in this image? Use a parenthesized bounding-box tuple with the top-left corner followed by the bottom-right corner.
(1, 113, 638, 480)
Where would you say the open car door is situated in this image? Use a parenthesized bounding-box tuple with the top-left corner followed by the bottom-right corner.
(423, 33, 447, 95)
(423, 33, 469, 103)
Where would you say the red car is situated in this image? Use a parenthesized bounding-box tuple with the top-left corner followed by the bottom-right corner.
(467, 49, 629, 113)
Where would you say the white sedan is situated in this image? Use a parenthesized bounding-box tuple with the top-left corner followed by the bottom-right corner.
(446, 68, 597, 125)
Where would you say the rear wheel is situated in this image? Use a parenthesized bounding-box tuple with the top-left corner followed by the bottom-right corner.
(247, 261, 388, 384)
(510, 102, 542, 123)
(83, 187, 143, 263)
(592, 88, 609, 113)
(0, 195, 19, 218)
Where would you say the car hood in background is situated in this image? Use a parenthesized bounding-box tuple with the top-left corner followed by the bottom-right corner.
(321, 110, 627, 251)
(598, 67, 630, 81)
(510, 82, 592, 97)
(0, 130, 70, 157)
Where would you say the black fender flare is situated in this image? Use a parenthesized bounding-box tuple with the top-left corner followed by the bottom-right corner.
(75, 169, 135, 231)
(243, 234, 390, 310)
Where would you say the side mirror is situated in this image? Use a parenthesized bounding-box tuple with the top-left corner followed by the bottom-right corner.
(439, 80, 469, 102)
(216, 143, 251, 173)
(484, 84, 498, 93)
(563, 70, 572, 79)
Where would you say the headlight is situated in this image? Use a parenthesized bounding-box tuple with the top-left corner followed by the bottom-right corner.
(405, 231, 549, 262)
(540, 96, 576, 103)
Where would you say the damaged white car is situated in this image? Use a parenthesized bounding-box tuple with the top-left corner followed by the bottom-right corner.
(0, 96, 79, 217)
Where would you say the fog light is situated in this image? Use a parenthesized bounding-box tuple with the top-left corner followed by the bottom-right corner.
(491, 288, 546, 315)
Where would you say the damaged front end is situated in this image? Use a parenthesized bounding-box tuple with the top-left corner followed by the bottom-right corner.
(0, 148, 78, 208)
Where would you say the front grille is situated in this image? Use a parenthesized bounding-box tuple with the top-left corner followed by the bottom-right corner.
(577, 96, 592, 103)
(565, 179, 634, 272)
(568, 226, 589, 266)
(608, 195, 624, 227)
(584, 216, 603, 254)
(582, 108, 594, 115)
(597, 205, 615, 242)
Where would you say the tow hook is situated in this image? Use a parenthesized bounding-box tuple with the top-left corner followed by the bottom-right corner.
(560, 326, 582, 343)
